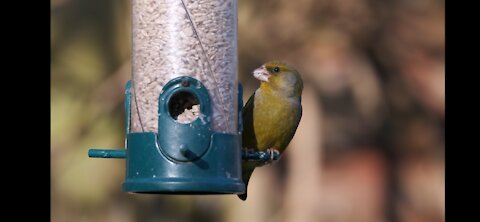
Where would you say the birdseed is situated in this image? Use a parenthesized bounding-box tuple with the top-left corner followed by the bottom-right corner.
(130, 0, 238, 133)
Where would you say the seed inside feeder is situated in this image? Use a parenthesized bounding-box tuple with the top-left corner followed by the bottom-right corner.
(169, 91, 200, 124)
(177, 104, 200, 123)
(130, 0, 238, 133)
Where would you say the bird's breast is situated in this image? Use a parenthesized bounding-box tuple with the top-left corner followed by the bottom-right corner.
(252, 91, 301, 150)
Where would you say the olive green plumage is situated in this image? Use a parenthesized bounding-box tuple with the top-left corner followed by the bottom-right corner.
(238, 61, 303, 201)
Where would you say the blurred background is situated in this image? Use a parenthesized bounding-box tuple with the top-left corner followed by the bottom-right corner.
(51, 0, 444, 221)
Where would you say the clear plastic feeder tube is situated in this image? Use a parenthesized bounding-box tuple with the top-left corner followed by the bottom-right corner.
(130, 0, 238, 133)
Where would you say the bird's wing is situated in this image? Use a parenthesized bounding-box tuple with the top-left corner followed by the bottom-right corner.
(241, 91, 257, 149)
(280, 103, 302, 149)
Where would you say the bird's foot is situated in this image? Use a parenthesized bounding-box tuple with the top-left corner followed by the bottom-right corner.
(266, 148, 280, 164)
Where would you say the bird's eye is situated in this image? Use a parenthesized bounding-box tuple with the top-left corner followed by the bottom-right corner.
(273, 67, 280, 73)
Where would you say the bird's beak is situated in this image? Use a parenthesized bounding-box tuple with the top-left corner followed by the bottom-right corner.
(253, 65, 270, 82)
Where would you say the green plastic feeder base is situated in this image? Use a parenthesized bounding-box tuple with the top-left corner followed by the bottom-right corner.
(122, 132, 244, 194)
(123, 179, 244, 194)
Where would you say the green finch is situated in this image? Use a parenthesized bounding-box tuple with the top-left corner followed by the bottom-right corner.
(238, 61, 303, 201)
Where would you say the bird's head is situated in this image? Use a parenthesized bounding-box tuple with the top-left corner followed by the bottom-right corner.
(253, 61, 303, 97)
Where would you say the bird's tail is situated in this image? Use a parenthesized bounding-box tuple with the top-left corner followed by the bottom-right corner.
(238, 192, 248, 201)
(237, 166, 255, 201)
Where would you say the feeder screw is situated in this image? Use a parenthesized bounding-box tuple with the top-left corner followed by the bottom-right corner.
(181, 79, 190, 87)
(179, 144, 189, 156)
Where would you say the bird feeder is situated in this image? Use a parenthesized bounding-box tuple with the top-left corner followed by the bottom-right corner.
(88, 0, 279, 195)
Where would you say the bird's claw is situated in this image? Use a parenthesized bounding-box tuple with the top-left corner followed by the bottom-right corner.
(266, 148, 280, 164)
(242, 148, 279, 164)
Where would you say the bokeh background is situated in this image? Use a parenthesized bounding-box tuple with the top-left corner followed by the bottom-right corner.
(51, 0, 444, 221)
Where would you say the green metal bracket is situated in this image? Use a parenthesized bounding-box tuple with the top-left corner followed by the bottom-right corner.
(88, 149, 126, 158)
